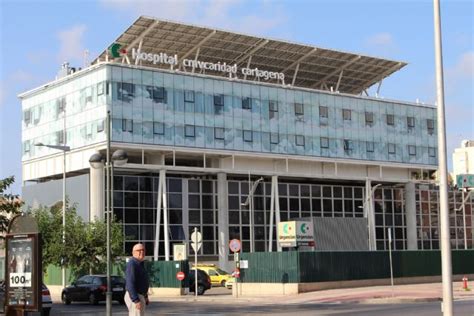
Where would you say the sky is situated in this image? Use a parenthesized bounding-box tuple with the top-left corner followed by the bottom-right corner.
(0, 0, 473, 194)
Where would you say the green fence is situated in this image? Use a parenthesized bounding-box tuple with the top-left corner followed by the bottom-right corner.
(240, 250, 474, 283)
(44, 260, 189, 288)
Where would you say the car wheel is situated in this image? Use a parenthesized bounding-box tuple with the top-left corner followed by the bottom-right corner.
(220, 280, 226, 287)
(197, 284, 205, 295)
(61, 292, 71, 305)
(89, 292, 98, 305)
(42, 307, 51, 316)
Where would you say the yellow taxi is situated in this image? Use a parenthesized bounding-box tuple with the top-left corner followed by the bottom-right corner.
(193, 264, 234, 288)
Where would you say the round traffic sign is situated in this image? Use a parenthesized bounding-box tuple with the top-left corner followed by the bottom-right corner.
(191, 231, 202, 243)
(176, 271, 185, 281)
(233, 268, 240, 278)
(229, 239, 241, 253)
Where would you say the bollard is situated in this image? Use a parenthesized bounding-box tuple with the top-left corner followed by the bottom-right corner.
(462, 276, 470, 291)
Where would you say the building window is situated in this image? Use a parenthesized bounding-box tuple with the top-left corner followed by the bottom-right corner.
(388, 143, 396, 154)
(428, 147, 436, 157)
(320, 137, 329, 149)
(365, 112, 374, 125)
(122, 119, 133, 132)
(407, 116, 415, 128)
(184, 90, 195, 103)
(294, 103, 304, 116)
(270, 133, 279, 144)
(56, 97, 66, 113)
(214, 127, 224, 140)
(153, 122, 164, 135)
(242, 97, 251, 110)
(23, 141, 30, 154)
(427, 119, 434, 134)
(97, 82, 104, 95)
(366, 141, 374, 152)
(269, 101, 278, 119)
(342, 109, 351, 121)
(24, 110, 31, 124)
(214, 94, 224, 106)
(343, 139, 353, 151)
(118, 83, 135, 102)
(56, 131, 64, 145)
(408, 145, 416, 156)
(185, 125, 195, 137)
(319, 106, 328, 118)
(295, 135, 305, 147)
(97, 120, 104, 133)
(386, 114, 395, 126)
(243, 130, 253, 142)
(146, 86, 165, 103)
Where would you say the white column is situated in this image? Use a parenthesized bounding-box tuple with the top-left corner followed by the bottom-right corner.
(405, 182, 418, 250)
(162, 170, 170, 261)
(89, 164, 104, 221)
(217, 173, 229, 271)
(154, 170, 163, 261)
(274, 176, 282, 252)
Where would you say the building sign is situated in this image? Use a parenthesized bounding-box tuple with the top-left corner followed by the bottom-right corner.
(109, 44, 285, 83)
(456, 174, 474, 189)
(277, 221, 315, 248)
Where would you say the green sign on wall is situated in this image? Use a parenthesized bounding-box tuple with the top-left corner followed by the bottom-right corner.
(456, 174, 474, 189)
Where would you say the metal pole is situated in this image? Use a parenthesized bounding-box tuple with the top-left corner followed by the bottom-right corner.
(62, 106, 67, 288)
(194, 227, 198, 298)
(462, 190, 467, 250)
(433, 1, 453, 314)
(106, 110, 112, 316)
(387, 228, 394, 297)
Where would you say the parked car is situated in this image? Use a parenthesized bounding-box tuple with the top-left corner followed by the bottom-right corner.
(61, 275, 126, 305)
(194, 264, 234, 288)
(188, 269, 211, 295)
(0, 281, 52, 315)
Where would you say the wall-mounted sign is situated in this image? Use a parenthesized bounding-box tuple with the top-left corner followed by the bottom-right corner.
(110, 44, 286, 83)
(277, 221, 315, 248)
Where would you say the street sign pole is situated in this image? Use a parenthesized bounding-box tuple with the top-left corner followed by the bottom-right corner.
(194, 227, 198, 297)
(387, 228, 394, 297)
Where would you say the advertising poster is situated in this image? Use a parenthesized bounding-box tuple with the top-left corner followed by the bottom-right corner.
(7, 237, 34, 306)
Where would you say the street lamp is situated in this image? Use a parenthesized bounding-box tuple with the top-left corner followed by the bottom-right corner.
(89, 147, 128, 316)
(241, 177, 264, 253)
(34, 142, 70, 288)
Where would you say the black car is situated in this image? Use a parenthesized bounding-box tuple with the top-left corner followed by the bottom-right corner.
(189, 269, 211, 295)
(61, 275, 126, 305)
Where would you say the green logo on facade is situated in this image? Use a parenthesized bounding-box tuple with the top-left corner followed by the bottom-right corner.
(109, 43, 126, 58)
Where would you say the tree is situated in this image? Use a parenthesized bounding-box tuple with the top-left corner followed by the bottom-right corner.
(31, 203, 125, 277)
(0, 176, 23, 239)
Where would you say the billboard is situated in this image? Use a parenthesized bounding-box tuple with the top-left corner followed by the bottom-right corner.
(277, 221, 315, 248)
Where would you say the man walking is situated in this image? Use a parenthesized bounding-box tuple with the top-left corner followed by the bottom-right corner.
(125, 243, 150, 316)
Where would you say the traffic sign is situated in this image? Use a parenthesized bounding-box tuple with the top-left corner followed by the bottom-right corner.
(176, 271, 185, 281)
(229, 239, 241, 253)
(233, 268, 240, 278)
(191, 230, 202, 252)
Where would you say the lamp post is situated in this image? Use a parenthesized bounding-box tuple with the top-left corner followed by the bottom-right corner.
(34, 142, 70, 287)
(89, 148, 127, 316)
(241, 177, 264, 253)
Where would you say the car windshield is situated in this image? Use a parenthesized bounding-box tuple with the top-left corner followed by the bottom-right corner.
(216, 269, 229, 275)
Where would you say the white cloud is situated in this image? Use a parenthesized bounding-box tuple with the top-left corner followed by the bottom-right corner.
(57, 24, 87, 64)
(366, 32, 394, 48)
(446, 51, 474, 82)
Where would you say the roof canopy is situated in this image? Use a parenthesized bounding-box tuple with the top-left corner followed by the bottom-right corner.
(95, 16, 407, 95)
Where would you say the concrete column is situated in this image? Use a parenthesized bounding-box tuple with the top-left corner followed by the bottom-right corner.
(217, 172, 230, 271)
(405, 182, 418, 250)
(89, 165, 104, 221)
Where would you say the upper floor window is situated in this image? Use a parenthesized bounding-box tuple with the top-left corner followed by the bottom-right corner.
(56, 131, 65, 145)
(386, 114, 395, 126)
(408, 145, 417, 156)
(320, 137, 329, 149)
(407, 116, 415, 128)
(427, 119, 435, 134)
(118, 83, 135, 102)
(214, 94, 224, 106)
(366, 141, 374, 152)
(428, 147, 436, 157)
(319, 106, 328, 118)
(184, 90, 195, 103)
(342, 109, 351, 121)
(214, 127, 224, 140)
(23, 141, 31, 154)
(388, 143, 396, 154)
(24, 110, 31, 124)
(122, 119, 133, 132)
(365, 112, 374, 125)
(294, 103, 304, 116)
(270, 133, 279, 144)
(343, 139, 353, 151)
(242, 97, 251, 110)
(269, 101, 278, 119)
(56, 97, 66, 113)
(146, 86, 165, 103)
(97, 120, 104, 133)
(97, 82, 104, 96)
(295, 135, 305, 147)
(153, 122, 164, 135)
(185, 125, 195, 137)
(243, 130, 253, 142)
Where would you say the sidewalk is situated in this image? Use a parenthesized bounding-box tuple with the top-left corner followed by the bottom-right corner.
(49, 281, 474, 305)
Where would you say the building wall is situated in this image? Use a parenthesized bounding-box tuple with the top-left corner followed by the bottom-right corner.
(107, 65, 438, 166)
(452, 140, 474, 179)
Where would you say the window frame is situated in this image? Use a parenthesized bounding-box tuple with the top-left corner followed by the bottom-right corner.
(294, 103, 304, 116)
(428, 147, 436, 157)
(243, 130, 253, 142)
(408, 145, 417, 156)
(342, 109, 351, 121)
(242, 97, 252, 110)
(319, 106, 328, 118)
(365, 111, 374, 125)
(407, 116, 415, 128)
(386, 114, 395, 126)
(153, 122, 165, 135)
(214, 127, 225, 140)
(295, 135, 305, 147)
(427, 119, 435, 134)
(388, 143, 396, 154)
(270, 133, 279, 144)
(366, 141, 375, 152)
(184, 90, 195, 103)
(185, 124, 195, 137)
